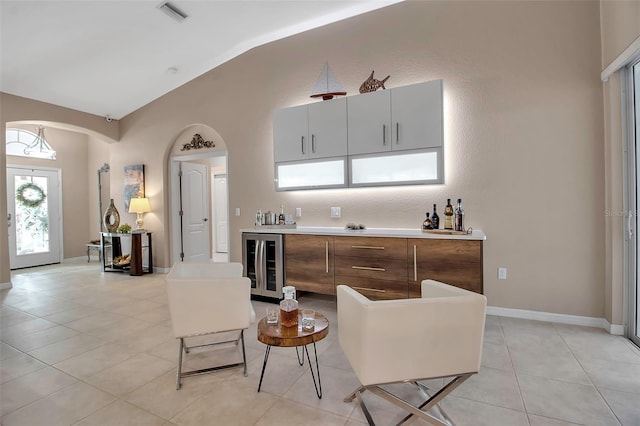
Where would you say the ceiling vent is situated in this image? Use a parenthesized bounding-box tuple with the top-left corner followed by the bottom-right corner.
(158, 2, 189, 23)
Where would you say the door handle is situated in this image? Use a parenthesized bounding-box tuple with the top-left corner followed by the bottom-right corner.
(203, 218, 208, 222)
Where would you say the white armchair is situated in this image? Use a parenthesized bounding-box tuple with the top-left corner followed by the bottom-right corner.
(166, 262, 255, 389)
(337, 280, 487, 425)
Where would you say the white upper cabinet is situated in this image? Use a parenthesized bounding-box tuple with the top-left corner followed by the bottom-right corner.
(347, 90, 391, 155)
(273, 104, 308, 163)
(273, 98, 347, 163)
(347, 80, 443, 155)
(391, 80, 443, 151)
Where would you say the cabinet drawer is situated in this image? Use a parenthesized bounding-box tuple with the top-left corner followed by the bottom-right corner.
(335, 276, 408, 300)
(334, 236, 407, 259)
(335, 256, 407, 282)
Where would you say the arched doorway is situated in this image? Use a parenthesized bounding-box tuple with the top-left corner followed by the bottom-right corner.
(167, 125, 229, 265)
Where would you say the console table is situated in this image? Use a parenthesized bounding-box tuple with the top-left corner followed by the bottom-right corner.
(100, 231, 152, 276)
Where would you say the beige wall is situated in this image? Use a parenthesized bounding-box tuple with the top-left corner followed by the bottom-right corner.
(0, 1, 614, 321)
(600, 1, 640, 325)
(116, 1, 605, 317)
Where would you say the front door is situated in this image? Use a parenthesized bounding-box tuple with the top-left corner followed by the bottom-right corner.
(7, 167, 62, 269)
(180, 162, 210, 261)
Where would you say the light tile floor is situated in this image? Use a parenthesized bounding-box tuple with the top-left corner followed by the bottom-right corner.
(1, 261, 640, 425)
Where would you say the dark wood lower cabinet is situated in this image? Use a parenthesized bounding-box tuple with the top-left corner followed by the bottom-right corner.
(284, 234, 335, 295)
(283, 234, 483, 300)
(408, 239, 483, 297)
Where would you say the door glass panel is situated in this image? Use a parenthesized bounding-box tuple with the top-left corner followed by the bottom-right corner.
(265, 240, 277, 292)
(14, 175, 50, 255)
(246, 239, 257, 289)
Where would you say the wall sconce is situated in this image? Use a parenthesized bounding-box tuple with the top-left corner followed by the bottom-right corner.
(128, 197, 151, 230)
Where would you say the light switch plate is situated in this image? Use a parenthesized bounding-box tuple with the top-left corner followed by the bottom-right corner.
(330, 207, 341, 218)
(295, 208, 302, 218)
(235, 208, 240, 217)
(498, 267, 507, 280)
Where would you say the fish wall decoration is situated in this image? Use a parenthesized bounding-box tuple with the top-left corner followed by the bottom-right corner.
(359, 71, 390, 93)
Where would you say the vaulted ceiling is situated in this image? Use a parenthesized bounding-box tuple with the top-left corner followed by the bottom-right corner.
(0, 1, 401, 120)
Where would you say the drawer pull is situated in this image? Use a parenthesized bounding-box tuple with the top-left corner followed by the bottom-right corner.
(352, 286, 386, 293)
(352, 266, 386, 272)
(351, 245, 384, 250)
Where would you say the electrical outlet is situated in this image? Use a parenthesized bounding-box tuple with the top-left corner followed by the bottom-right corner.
(498, 267, 507, 280)
(295, 207, 302, 218)
(330, 207, 341, 218)
(235, 208, 240, 217)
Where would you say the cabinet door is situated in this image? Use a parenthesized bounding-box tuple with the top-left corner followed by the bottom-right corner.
(284, 235, 335, 295)
(408, 239, 483, 297)
(273, 105, 309, 163)
(347, 90, 391, 155)
(308, 98, 347, 159)
(391, 80, 443, 151)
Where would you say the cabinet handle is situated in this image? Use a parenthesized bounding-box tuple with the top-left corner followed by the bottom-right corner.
(352, 286, 386, 293)
(301, 136, 305, 154)
(352, 265, 386, 272)
(413, 244, 417, 282)
(325, 241, 329, 274)
(396, 122, 399, 143)
(312, 134, 316, 153)
(351, 245, 384, 250)
(382, 124, 386, 145)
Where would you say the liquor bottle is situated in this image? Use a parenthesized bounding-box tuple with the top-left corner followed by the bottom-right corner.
(278, 204, 285, 225)
(279, 286, 298, 327)
(422, 212, 432, 230)
(455, 198, 465, 232)
(431, 204, 440, 229)
(444, 199, 454, 230)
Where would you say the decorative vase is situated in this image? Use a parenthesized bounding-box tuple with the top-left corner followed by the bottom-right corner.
(103, 198, 120, 233)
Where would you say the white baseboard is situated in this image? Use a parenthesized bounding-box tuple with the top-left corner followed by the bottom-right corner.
(153, 267, 170, 274)
(487, 306, 624, 335)
(0, 281, 13, 290)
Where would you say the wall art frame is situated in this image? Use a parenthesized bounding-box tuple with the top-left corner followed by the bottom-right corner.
(123, 164, 145, 211)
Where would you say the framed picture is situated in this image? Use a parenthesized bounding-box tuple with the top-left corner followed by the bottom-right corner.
(123, 164, 145, 211)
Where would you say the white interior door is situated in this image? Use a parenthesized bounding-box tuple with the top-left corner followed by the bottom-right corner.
(214, 174, 229, 253)
(180, 162, 210, 261)
(7, 167, 62, 269)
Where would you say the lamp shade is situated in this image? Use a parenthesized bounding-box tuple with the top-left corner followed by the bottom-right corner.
(129, 197, 151, 214)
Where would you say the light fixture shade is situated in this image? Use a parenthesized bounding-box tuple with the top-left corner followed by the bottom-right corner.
(128, 197, 151, 214)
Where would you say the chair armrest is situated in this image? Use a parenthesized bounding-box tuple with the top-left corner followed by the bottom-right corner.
(337, 283, 487, 386)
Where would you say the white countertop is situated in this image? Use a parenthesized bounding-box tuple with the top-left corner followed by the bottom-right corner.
(240, 226, 486, 240)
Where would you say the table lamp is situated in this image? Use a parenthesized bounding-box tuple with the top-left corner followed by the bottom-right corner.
(128, 197, 151, 230)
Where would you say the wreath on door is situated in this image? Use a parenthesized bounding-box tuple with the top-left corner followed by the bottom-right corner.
(16, 182, 46, 208)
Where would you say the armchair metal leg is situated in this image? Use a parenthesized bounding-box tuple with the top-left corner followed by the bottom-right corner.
(175, 330, 249, 390)
(176, 338, 184, 390)
(344, 373, 473, 426)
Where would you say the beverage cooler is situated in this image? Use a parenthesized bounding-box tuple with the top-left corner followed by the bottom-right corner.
(242, 233, 283, 299)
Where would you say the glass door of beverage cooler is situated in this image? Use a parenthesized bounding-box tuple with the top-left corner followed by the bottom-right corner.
(242, 233, 283, 298)
(244, 238, 258, 291)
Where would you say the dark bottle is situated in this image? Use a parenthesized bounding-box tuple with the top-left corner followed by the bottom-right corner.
(455, 198, 465, 232)
(422, 212, 432, 230)
(444, 199, 454, 230)
(278, 204, 285, 225)
(431, 204, 440, 229)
